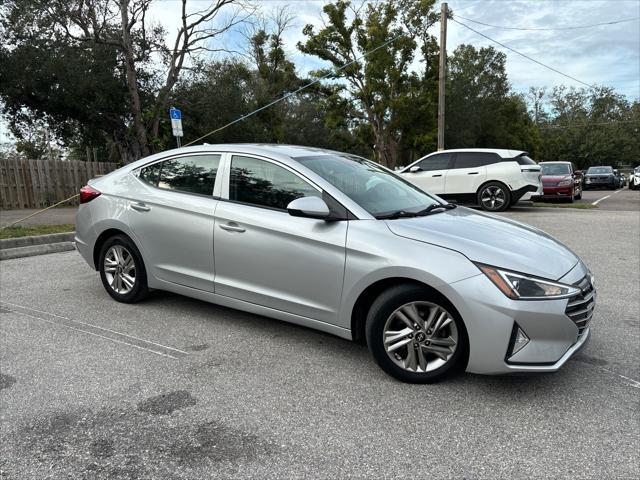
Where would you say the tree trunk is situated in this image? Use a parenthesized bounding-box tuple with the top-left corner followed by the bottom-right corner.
(120, 0, 149, 160)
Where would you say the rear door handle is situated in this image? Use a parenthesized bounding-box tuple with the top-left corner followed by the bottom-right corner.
(431, 174, 442, 177)
(130, 202, 150, 212)
(467, 172, 479, 175)
(219, 223, 246, 233)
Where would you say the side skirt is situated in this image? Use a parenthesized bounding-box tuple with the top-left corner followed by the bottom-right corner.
(150, 277, 354, 341)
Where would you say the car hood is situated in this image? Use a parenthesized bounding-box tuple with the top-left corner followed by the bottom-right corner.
(385, 207, 578, 281)
(541, 174, 571, 182)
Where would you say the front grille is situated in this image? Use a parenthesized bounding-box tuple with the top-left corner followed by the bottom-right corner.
(565, 275, 595, 338)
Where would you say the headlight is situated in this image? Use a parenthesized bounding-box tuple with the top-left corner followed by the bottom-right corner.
(585, 178, 591, 183)
(557, 178, 573, 187)
(476, 264, 581, 300)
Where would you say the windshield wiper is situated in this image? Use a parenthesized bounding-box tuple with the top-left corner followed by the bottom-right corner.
(416, 203, 457, 215)
(375, 210, 421, 220)
(376, 203, 456, 220)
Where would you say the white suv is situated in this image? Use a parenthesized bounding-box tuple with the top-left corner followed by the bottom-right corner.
(630, 166, 640, 190)
(399, 148, 542, 211)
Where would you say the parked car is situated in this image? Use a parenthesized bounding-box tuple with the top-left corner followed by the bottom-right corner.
(398, 148, 542, 212)
(629, 166, 640, 190)
(534, 161, 583, 202)
(613, 169, 624, 189)
(76, 144, 595, 383)
(583, 166, 618, 190)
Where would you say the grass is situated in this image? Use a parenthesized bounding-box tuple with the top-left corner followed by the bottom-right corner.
(531, 202, 598, 210)
(0, 224, 75, 240)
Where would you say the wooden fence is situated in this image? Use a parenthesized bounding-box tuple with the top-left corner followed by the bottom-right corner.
(0, 158, 118, 209)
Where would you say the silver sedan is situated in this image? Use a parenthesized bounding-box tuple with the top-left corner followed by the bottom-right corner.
(75, 144, 595, 383)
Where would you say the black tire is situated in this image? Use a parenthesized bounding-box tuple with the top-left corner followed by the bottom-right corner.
(99, 234, 149, 303)
(365, 284, 468, 383)
(477, 182, 511, 212)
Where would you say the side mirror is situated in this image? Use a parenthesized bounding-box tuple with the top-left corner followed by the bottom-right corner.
(287, 196, 330, 219)
(409, 166, 422, 173)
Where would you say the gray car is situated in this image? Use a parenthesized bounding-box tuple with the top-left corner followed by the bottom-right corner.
(75, 144, 595, 383)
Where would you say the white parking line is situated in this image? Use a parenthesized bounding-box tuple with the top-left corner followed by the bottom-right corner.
(0, 301, 188, 359)
(597, 366, 640, 389)
(591, 189, 624, 205)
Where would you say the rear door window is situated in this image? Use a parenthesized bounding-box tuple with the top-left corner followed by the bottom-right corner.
(140, 163, 161, 186)
(452, 153, 500, 169)
(416, 153, 452, 171)
(514, 155, 537, 166)
(142, 155, 221, 195)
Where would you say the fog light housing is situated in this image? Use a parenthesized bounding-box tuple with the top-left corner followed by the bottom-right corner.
(506, 323, 530, 360)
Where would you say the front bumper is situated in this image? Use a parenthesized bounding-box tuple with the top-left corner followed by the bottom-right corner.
(443, 262, 594, 375)
(533, 185, 574, 199)
(584, 178, 615, 189)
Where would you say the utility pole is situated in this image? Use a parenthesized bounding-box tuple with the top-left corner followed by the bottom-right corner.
(437, 2, 448, 151)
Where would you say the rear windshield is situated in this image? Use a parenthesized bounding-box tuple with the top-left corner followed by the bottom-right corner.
(587, 167, 613, 174)
(515, 154, 536, 166)
(541, 163, 571, 175)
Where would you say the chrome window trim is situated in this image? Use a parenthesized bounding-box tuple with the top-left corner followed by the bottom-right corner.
(133, 152, 225, 199)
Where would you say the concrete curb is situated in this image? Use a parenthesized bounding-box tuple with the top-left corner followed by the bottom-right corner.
(0, 241, 76, 260)
(0, 232, 75, 249)
(0, 232, 77, 260)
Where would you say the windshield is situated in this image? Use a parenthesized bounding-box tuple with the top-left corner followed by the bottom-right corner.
(541, 163, 571, 175)
(295, 154, 440, 217)
(587, 166, 613, 174)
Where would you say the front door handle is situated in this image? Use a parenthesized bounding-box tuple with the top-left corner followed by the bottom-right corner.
(131, 202, 150, 212)
(467, 172, 479, 175)
(219, 223, 246, 233)
(431, 174, 443, 178)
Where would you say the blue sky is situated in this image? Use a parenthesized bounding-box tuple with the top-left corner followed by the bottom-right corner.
(1, 0, 639, 144)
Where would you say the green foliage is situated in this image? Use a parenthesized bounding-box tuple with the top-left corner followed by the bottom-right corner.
(298, 0, 438, 168)
(445, 44, 538, 155)
(0, 0, 637, 169)
(534, 86, 640, 168)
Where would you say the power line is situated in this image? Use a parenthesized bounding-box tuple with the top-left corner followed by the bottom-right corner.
(451, 18, 596, 89)
(454, 14, 640, 31)
(185, 30, 410, 146)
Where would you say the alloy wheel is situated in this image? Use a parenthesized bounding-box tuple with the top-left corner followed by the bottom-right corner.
(480, 186, 506, 210)
(103, 245, 136, 294)
(382, 301, 458, 373)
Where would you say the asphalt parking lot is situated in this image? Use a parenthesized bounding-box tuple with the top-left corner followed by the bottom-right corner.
(1, 189, 638, 479)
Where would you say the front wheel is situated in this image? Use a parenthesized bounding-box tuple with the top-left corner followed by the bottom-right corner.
(477, 182, 511, 212)
(99, 235, 149, 303)
(365, 284, 468, 383)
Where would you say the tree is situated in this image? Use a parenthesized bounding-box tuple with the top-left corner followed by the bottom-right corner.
(534, 86, 640, 168)
(0, 0, 249, 162)
(299, 0, 438, 168)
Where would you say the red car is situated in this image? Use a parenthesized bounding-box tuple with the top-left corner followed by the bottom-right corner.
(534, 161, 583, 202)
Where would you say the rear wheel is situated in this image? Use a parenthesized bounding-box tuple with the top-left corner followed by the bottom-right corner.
(477, 182, 511, 212)
(99, 235, 149, 303)
(365, 284, 467, 383)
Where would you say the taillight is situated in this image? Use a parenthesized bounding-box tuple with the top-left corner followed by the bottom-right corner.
(80, 185, 101, 204)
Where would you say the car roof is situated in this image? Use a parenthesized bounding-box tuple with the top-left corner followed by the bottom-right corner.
(422, 148, 526, 159)
(118, 143, 352, 173)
